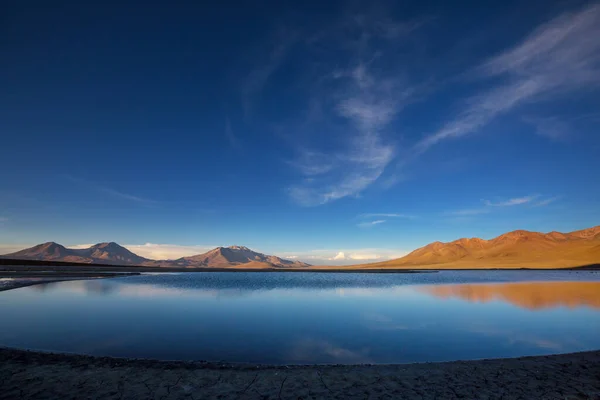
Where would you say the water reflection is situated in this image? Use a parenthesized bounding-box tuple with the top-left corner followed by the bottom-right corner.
(29, 279, 119, 295)
(30, 270, 600, 294)
(1, 272, 600, 364)
(464, 324, 569, 351)
(421, 281, 600, 310)
(288, 338, 372, 364)
(362, 312, 436, 331)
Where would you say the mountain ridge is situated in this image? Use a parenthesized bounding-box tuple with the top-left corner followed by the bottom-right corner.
(2, 241, 152, 265)
(350, 225, 600, 269)
(2, 225, 599, 269)
(1, 243, 310, 268)
(148, 245, 310, 268)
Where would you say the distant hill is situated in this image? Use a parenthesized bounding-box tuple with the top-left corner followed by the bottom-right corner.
(350, 226, 600, 269)
(4, 226, 599, 269)
(2, 242, 151, 265)
(1, 243, 310, 269)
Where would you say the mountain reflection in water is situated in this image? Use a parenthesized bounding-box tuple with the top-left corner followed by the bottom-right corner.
(421, 281, 600, 310)
(2, 272, 600, 363)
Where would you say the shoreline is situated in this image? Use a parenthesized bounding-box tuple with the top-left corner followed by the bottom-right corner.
(0, 273, 140, 292)
(0, 269, 428, 292)
(1, 347, 599, 399)
(2, 258, 599, 273)
(2, 265, 599, 275)
(0, 265, 431, 273)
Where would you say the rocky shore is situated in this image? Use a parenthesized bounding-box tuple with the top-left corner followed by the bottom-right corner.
(1, 347, 599, 399)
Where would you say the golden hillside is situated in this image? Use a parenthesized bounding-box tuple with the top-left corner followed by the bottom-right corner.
(350, 226, 600, 269)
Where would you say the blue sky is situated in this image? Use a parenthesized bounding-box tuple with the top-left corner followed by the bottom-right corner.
(1, 0, 599, 264)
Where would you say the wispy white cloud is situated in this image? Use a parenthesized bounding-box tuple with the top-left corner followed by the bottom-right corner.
(285, 15, 421, 206)
(287, 87, 399, 206)
(416, 80, 542, 151)
(483, 195, 538, 207)
(446, 194, 559, 216)
(416, 3, 600, 152)
(533, 196, 561, 207)
(287, 150, 337, 176)
(289, 3, 600, 201)
(245, 4, 598, 206)
(97, 187, 155, 204)
(241, 28, 297, 119)
(354, 212, 414, 228)
(357, 219, 386, 228)
(64, 175, 157, 205)
(523, 116, 570, 140)
(224, 118, 242, 150)
(573, 112, 600, 122)
(445, 208, 490, 216)
(359, 213, 415, 219)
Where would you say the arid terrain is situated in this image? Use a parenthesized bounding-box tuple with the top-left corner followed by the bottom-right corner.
(2, 225, 599, 270)
(2, 243, 310, 269)
(349, 226, 600, 270)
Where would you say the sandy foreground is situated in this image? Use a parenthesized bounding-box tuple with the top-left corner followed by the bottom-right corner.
(0, 348, 599, 400)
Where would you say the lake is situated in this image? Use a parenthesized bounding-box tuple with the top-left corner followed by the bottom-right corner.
(1, 270, 600, 364)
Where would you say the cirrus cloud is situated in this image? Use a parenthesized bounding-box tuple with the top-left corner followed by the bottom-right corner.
(416, 3, 600, 153)
(482, 195, 539, 207)
(357, 219, 386, 228)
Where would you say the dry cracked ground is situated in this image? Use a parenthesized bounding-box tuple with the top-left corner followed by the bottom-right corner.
(1, 349, 599, 399)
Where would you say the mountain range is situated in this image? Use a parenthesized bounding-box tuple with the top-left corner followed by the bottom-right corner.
(2, 243, 310, 268)
(3, 242, 150, 265)
(145, 245, 310, 268)
(2, 225, 599, 269)
(351, 225, 600, 269)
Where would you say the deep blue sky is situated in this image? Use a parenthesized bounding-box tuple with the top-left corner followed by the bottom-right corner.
(1, 0, 599, 263)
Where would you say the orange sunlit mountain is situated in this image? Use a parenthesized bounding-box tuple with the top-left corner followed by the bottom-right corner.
(421, 281, 600, 310)
(350, 226, 600, 269)
(2, 225, 599, 269)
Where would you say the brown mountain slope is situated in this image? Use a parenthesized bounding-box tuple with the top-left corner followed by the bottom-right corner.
(350, 225, 600, 269)
(2, 242, 309, 268)
(3, 242, 84, 262)
(153, 246, 310, 268)
(2, 242, 151, 265)
(82, 242, 150, 265)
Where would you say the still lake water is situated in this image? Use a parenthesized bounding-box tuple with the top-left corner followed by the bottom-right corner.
(1, 271, 600, 364)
